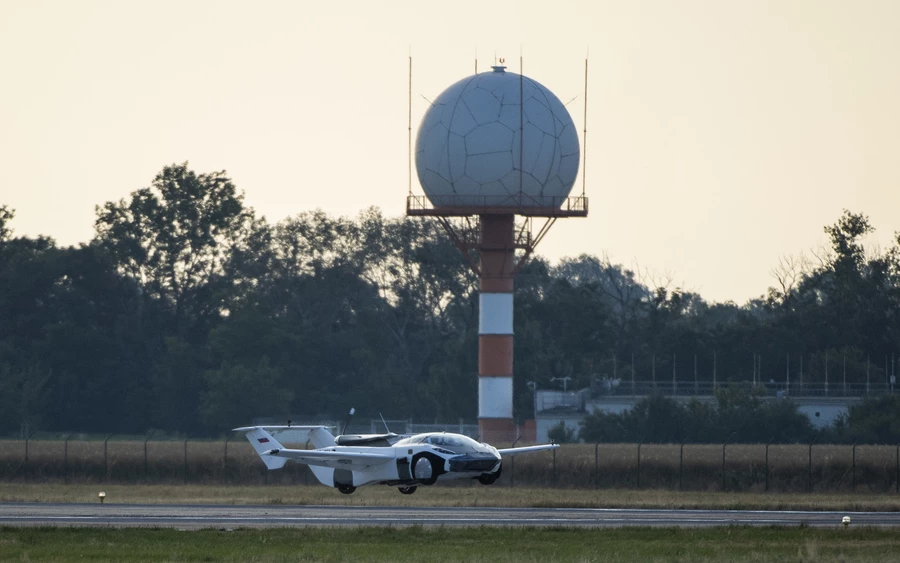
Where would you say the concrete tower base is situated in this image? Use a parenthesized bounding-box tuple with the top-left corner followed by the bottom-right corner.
(478, 214, 517, 443)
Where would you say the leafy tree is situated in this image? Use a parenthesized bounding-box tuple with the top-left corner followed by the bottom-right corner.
(0, 205, 14, 242)
(578, 410, 628, 443)
(94, 163, 254, 335)
(548, 421, 576, 444)
(712, 385, 813, 443)
(579, 388, 812, 443)
(7, 194, 900, 438)
(625, 393, 688, 442)
(0, 363, 52, 433)
(152, 337, 203, 432)
(201, 358, 293, 430)
(839, 395, 900, 444)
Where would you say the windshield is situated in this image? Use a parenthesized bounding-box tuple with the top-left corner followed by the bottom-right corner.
(393, 435, 428, 446)
(395, 433, 484, 452)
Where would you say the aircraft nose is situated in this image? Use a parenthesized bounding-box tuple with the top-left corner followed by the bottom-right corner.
(448, 452, 501, 472)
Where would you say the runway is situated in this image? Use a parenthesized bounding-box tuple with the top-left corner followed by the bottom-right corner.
(2, 503, 900, 528)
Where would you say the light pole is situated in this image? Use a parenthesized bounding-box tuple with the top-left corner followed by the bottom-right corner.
(527, 381, 537, 420)
(551, 376, 572, 392)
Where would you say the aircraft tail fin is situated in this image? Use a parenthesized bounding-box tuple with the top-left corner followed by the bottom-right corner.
(243, 428, 289, 470)
(308, 427, 337, 449)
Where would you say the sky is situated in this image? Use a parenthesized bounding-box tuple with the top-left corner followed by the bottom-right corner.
(1, 0, 898, 304)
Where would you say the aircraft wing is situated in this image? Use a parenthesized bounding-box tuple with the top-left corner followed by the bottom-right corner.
(262, 448, 396, 471)
(496, 443, 560, 457)
(232, 425, 333, 432)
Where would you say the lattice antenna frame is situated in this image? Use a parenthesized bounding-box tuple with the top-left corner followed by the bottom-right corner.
(431, 215, 558, 279)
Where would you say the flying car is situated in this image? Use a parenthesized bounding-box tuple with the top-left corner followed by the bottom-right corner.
(234, 423, 558, 494)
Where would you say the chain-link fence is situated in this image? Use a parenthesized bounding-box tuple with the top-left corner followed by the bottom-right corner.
(1, 434, 898, 492)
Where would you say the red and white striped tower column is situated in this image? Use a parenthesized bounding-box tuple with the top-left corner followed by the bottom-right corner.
(478, 214, 517, 443)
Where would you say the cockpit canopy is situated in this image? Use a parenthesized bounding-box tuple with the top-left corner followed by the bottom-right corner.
(395, 433, 486, 453)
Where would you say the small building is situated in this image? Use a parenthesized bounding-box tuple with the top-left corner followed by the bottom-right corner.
(534, 386, 861, 443)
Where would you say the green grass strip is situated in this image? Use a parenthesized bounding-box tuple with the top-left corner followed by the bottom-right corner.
(1, 526, 900, 562)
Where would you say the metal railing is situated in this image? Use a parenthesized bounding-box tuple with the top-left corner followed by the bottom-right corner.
(537, 389, 591, 411)
(587, 380, 896, 399)
(367, 420, 479, 438)
(406, 194, 588, 216)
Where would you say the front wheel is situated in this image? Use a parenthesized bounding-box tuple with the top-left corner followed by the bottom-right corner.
(412, 454, 439, 485)
(337, 484, 356, 494)
(398, 486, 417, 495)
(478, 463, 501, 485)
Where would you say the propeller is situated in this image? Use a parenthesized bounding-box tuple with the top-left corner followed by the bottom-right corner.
(340, 408, 355, 436)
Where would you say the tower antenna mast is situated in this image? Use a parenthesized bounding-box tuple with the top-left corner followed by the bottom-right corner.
(408, 54, 413, 197)
(582, 54, 589, 198)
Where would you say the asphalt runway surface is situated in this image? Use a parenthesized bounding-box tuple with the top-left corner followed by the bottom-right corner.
(2, 503, 900, 528)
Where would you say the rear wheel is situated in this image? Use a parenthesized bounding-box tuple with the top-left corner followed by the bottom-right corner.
(337, 484, 356, 494)
(398, 486, 417, 495)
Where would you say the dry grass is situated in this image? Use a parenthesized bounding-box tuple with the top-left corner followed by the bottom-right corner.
(1, 482, 899, 512)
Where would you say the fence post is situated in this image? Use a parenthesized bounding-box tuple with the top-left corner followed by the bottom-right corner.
(509, 436, 520, 487)
(672, 353, 677, 395)
(183, 435, 192, 485)
(808, 438, 817, 493)
(851, 439, 859, 492)
(765, 437, 775, 493)
(104, 434, 113, 482)
(800, 355, 804, 393)
(63, 432, 74, 485)
(722, 432, 736, 492)
(786, 354, 790, 395)
(713, 351, 717, 391)
(631, 351, 635, 395)
(679, 440, 686, 491)
(636, 438, 645, 489)
(143, 430, 155, 484)
(223, 433, 233, 484)
(594, 442, 601, 488)
(694, 354, 698, 396)
(896, 444, 899, 494)
(843, 355, 847, 397)
(24, 431, 34, 483)
(552, 447, 557, 483)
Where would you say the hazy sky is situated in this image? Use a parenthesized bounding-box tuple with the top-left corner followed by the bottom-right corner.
(2, 0, 898, 303)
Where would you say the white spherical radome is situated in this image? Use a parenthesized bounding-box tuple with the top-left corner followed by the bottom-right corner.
(415, 67, 580, 208)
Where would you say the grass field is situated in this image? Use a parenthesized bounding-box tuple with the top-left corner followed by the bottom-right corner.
(1, 526, 899, 562)
(2, 483, 900, 512)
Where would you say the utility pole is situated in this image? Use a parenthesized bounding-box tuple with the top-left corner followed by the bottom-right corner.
(551, 377, 572, 392)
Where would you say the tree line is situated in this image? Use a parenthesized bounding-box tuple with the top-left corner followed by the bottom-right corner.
(2, 163, 900, 439)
